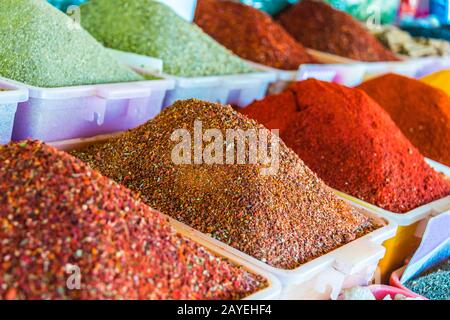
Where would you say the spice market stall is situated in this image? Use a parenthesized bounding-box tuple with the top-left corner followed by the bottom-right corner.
(0, 0, 449, 303)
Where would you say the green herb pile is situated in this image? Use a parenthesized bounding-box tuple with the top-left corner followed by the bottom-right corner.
(0, 0, 142, 88)
(80, 0, 255, 77)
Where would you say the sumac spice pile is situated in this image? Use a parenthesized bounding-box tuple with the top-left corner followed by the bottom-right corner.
(241, 79, 450, 213)
(0, 140, 267, 300)
(277, 0, 399, 62)
(194, 0, 314, 70)
(358, 73, 450, 167)
(73, 99, 377, 270)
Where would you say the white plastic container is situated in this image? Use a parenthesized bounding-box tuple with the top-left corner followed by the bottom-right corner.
(169, 218, 282, 300)
(0, 79, 28, 144)
(5, 76, 175, 142)
(167, 203, 396, 300)
(246, 61, 365, 94)
(154, 0, 197, 22)
(159, 72, 277, 108)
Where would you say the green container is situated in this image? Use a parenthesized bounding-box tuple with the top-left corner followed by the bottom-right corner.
(239, 0, 294, 15)
(323, 0, 401, 24)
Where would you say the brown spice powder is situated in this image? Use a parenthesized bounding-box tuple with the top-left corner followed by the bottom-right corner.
(73, 99, 378, 270)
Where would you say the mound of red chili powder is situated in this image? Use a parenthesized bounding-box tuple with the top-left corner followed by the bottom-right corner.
(0, 140, 267, 300)
(194, 0, 314, 70)
(277, 0, 398, 62)
(358, 73, 450, 167)
(73, 99, 377, 270)
(241, 79, 450, 213)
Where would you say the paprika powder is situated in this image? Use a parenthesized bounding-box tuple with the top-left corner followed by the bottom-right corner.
(358, 73, 450, 167)
(241, 79, 450, 213)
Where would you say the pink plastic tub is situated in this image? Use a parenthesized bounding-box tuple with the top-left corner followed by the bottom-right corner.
(389, 266, 428, 300)
(369, 284, 425, 300)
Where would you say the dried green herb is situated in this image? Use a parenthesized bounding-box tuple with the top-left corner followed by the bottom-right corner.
(0, 0, 142, 88)
(80, 0, 255, 77)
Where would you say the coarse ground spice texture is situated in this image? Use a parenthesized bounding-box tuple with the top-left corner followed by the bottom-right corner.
(0, 141, 267, 300)
(277, 0, 399, 62)
(0, 0, 142, 88)
(80, 0, 254, 77)
(405, 258, 450, 300)
(194, 0, 315, 70)
(358, 74, 450, 167)
(241, 79, 450, 213)
(73, 99, 378, 270)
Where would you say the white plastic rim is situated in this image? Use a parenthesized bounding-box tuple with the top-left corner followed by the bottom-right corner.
(168, 217, 282, 300)
(169, 201, 396, 287)
(0, 79, 28, 104)
(0, 76, 175, 101)
(159, 71, 277, 89)
(335, 159, 450, 227)
(244, 60, 299, 82)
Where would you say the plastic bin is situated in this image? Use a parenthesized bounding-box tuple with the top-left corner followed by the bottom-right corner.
(244, 52, 357, 94)
(50, 133, 396, 300)
(0, 79, 28, 144)
(4, 76, 175, 142)
(156, 72, 277, 108)
(169, 217, 282, 300)
(389, 266, 428, 300)
(335, 159, 450, 283)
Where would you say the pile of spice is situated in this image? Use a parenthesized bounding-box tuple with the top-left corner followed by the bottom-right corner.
(358, 73, 450, 167)
(276, 0, 399, 62)
(405, 259, 450, 300)
(0, 0, 142, 88)
(241, 79, 450, 213)
(0, 140, 267, 300)
(194, 0, 315, 70)
(80, 0, 255, 77)
(422, 70, 450, 98)
(73, 99, 377, 270)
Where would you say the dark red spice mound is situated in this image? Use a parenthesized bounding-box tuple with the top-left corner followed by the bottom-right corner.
(358, 73, 450, 167)
(277, 0, 399, 62)
(194, 0, 315, 70)
(241, 79, 450, 213)
(0, 141, 267, 300)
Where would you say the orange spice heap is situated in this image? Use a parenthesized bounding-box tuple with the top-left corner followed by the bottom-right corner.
(358, 73, 450, 167)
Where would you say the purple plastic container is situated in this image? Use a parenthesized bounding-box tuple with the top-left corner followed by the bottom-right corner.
(7, 77, 174, 142)
(0, 79, 28, 144)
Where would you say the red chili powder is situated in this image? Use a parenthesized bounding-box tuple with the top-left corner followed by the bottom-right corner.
(358, 73, 450, 167)
(277, 0, 399, 62)
(0, 140, 267, 300)
(241, 79, 450, 213)
(194, 0, 315, 70)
